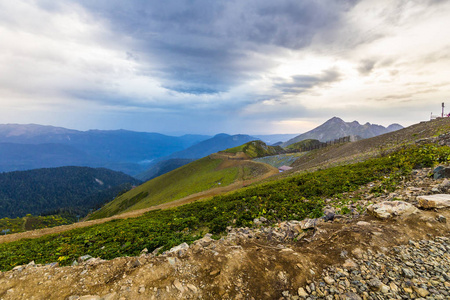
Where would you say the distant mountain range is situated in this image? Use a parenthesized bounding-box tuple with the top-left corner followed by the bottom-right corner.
(0, 166, 141, 218)
(0, 124, 209, 175)
(0, 120, 403, 178)
(283, 117, 403, 147)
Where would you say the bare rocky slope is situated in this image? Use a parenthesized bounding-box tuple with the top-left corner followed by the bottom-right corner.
(283, 117, 402, 146)
(0, 163, 449, 299)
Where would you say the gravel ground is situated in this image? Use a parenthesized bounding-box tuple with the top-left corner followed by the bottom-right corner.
(294, 237, 450, 300)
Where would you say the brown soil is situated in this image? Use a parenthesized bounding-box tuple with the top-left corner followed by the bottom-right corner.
(0, 208, 448, 299)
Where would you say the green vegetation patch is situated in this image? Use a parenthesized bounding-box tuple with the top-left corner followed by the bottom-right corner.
(89, 157, 243, 219)
(0, 214, 71, 235)
(286, 139, 321, 150)
(1, 144, 449, 271)
(222, 140, 284, 158)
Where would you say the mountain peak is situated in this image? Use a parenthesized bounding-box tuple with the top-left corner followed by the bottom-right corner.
(283, 117, 403, 146)
(326, 117, 345, 124)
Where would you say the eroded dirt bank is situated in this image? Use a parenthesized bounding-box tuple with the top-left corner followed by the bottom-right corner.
(0, 208, 448, 300)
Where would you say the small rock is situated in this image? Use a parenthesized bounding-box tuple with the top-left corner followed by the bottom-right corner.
(380, 284, 390, 294)
(389, 282, 398, 292)
(413, 287, 430, 297)
(433, 166, 450, 179)
(340, 293, 362, 300)
(324, 276, 335, 285)
(343, 259, 358, 270)
(437, 215, 447, 223)
(152, 246, 163, 256)
(79, 296, 101, 300)
(173, 279, 185, 293)
(168, 242, 189, 257)
(101, 293, 117, 300)
(210, 269, 220, 276)
(403, 287, 413, 294)
(78, 255, 93, 263)
(129, 258, 141, 268)
(402, 268, 415, 278)
(367, 278, 383, 291)
(356, 221, 371, 226)
(297, 287, 308, 297)
(299, 218, 317, 230)
(187, 284, 198, 293)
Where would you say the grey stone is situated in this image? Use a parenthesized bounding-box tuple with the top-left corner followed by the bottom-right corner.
(417, 194, 450, 209)
(299, 218, 318, 230)
(367, 201, 419, 219)
(340, 293, 362, 300)
(433, 166, 450, 179)
(78, 255, 93, 263)
(367, 278, 383, 290)
(402, 268, 415, 278)
(168, 242, 189, 257)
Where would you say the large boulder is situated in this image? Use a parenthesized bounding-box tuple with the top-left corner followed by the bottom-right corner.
(417, 194, 450, 209)
(367, 201, 419, 219)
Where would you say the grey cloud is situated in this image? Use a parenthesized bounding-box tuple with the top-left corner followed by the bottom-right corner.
(357, 59, 376, 75)
(371, 84, 449, 102)
(274, 69, 342, 94)
(71, 0, 357, 95)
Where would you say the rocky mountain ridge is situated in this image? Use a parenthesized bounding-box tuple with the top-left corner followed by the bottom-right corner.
(283, 117, 403, 147)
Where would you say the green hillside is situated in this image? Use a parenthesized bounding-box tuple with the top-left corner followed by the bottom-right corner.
(88, 156, 272, 219)
(222, 140, 284, 158)
(285, 139, 321, 150)
(0, 166, 141, 219)
(1, 143, 447, 271)
(0, 214, 72, 235)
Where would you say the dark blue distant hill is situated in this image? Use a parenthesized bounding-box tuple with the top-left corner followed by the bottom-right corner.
(0, 166, 142, 218)
(0, 124, 209, 175)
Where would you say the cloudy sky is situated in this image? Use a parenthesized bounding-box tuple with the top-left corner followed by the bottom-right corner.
(1, 0, 449, 135)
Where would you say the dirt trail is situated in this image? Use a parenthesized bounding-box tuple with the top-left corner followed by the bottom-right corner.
(0, 161, 279, 244)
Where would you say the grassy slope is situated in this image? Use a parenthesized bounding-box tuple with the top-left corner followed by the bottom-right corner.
(285, 139, 321, 150)
(222, 140, 284, 158)
(89, 156, 272, 219)
(1, 143, 448, 270)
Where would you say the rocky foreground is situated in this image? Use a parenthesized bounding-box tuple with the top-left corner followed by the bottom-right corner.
(0, 168, 450, 300)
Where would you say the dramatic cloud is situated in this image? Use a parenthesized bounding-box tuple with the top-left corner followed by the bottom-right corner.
(0, 0, 449, 134)
(274, 69, 342, 94)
